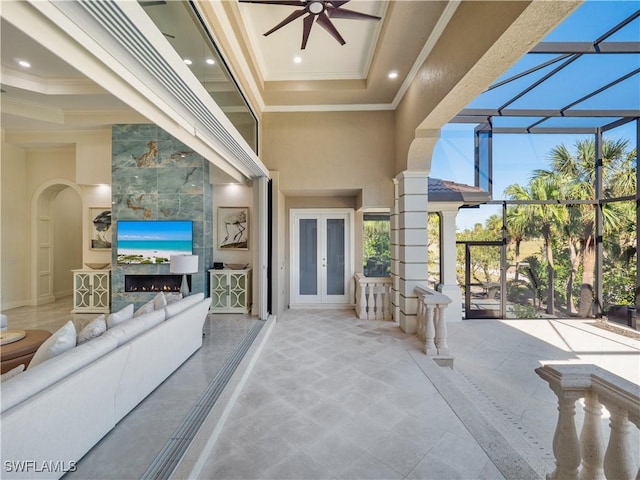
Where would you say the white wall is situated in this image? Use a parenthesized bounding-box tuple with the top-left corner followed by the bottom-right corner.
(0, 141, 29, 309)
(1, 131, 113, 310)
(53, 188, 83, 298)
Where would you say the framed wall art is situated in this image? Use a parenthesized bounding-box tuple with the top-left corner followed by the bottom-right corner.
(218, 207, 249, 250)
(89, 207, 112, 250)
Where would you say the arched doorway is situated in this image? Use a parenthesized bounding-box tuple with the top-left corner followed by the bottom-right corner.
(30, 180, 83, 305)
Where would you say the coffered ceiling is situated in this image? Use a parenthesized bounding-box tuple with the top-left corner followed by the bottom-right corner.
(208, 0, 453, 108)
(1, 0, 460, 139)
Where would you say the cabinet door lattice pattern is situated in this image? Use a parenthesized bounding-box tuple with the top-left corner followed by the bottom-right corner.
(228, 272, 247, 309)
(72, 270, 110, 313)
(210, 272, 229, 309)
(74, 272, 93, 309)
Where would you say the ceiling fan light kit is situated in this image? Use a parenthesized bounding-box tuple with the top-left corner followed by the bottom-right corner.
(239, 0, 381, 50)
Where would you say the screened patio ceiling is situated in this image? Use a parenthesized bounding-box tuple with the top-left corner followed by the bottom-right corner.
(451, 2, 640, 134)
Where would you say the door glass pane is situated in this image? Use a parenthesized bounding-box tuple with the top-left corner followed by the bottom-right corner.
(466, 244, 502, 319)
(299, 219, 317, 295)
(326, 219, 345, 295)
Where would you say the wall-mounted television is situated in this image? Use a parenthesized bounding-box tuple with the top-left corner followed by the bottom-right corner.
(117, 220, 193, 264)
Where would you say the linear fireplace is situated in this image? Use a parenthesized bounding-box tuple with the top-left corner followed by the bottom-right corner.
(124, 274, 191, 293)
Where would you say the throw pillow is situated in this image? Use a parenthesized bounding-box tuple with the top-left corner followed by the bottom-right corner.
(1, 364, 25, 382)
(77, 314, 107, 344)
(153, 292, 167, 310)
(107, 304, 134, 328)
(134, 299, 155, 317)
(28, 320, 77, 369)
(165, 292, 182, 304)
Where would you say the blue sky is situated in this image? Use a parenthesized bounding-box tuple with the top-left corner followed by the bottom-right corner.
(429, 0, 639, 231)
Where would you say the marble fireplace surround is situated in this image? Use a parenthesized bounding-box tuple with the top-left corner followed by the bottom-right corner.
(111, 125, 213, 311)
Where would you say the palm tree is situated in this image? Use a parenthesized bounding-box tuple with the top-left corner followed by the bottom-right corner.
(505, 175, 568, 314)
(506, 205, 531, 281)
(547, 138, 632, 317)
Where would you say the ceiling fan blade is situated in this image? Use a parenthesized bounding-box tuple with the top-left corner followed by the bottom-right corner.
(326, 7, 381, 21)
(301, 14, 315, 49)
(316, 11, 345, 46)
(238, 0, 305, 5)
(264, 9, 307, 36)
(327, 0, 350, 7)
(139, 1, 166, 6)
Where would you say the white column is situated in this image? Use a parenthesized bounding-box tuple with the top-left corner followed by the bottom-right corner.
(396, 170, 429, 334)
(438, 208, 462, 322)
(391, 178, 400, 322)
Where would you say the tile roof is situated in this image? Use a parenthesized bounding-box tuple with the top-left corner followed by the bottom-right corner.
(428, 178, 491, 205)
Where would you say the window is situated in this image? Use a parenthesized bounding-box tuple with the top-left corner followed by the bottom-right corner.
(363, 214, 390, 277)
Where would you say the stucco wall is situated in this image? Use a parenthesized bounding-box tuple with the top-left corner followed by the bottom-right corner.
(262, 111, 395, 209)
(394, 1, 578, 174)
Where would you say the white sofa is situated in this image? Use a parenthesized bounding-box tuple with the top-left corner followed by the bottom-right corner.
(0, 293, 211, 480)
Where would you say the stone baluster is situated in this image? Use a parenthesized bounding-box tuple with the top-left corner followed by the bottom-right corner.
(603, 405, 636, 480)
(413, 285, 452, 356)
(416, 296, 425, 343)
(383, 283, 391, 320)
(366, 284, 375, 319)
(579, 392, 605, 480)
(356, 281, 366, 319)
(537, 364, 640, 480)
(424, 304, 437, 355)
(375, 284, 384, 320)
(549, 390, 582, 480)
(355, 275, 393, 321)
(434, 305, 450, 355)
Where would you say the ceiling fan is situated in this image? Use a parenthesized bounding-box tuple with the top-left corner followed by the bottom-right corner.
(238, 0, 381, 49)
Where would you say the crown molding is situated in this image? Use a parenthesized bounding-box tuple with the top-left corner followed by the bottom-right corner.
(1, 66, 107, 95)
(1, 96, 64, 123)
(262, 103, 394, 113)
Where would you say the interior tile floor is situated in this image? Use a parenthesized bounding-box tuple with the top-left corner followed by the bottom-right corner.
(2, 299, 639, 479)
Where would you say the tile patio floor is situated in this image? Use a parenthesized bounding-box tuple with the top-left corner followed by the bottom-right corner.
(3, 300, 639, 479)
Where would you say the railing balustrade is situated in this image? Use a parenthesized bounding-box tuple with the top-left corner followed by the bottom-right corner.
(414, 284, 452, 356)
(536, 363, 640, 480)
(354, 274, 392, 321)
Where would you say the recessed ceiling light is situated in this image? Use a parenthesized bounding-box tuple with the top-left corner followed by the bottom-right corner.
(388, 71, 398, 79)
(183, 58, 193, 65)
(293, 56, 302, 64)
(18, 60, 31, 68)
(206, 58, 216, 65)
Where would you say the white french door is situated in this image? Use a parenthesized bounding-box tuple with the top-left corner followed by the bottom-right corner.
(290, 209, 353, 306)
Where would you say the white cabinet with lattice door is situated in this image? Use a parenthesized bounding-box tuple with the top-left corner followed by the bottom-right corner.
(72, 269, 111, 313)
(209, 269, 252, 313)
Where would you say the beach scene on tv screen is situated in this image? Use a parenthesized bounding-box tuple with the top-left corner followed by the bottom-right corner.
(117, 221, 192, 264)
